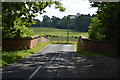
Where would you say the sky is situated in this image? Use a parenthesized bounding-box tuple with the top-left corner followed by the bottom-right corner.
(35, 0, 98, 21)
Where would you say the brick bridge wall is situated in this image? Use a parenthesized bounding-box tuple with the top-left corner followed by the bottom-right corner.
(78, 36, 115, 54)
(2, 35, 49, 51)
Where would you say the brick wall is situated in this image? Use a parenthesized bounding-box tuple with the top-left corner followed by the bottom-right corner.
(2, 35, 49, 51)
(78, 36, 115, 54)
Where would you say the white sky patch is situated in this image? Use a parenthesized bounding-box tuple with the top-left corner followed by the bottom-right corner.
(34, 0, 98, 21)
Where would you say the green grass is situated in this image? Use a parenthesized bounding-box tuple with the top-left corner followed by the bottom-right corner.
(1, 42, 51, 67)
(77, 49, 103, 56)
(50, 41, 77, 44)
(29, 27, 88, 41)
(77, 49, 119, 58)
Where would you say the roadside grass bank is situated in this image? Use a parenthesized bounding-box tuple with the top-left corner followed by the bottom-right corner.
(1, 42, 51, 67)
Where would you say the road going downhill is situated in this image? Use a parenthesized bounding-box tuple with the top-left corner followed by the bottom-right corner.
(2, 44, 119, 80)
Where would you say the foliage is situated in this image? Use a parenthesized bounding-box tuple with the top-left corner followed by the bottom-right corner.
(88, 2, 120, 55)
(88, 17, 106, 40)
(42, 15, 52, 27)
(3, 18, 34, 38)
(74, 14, 92, 32)
(1, 42, 51, 67)
(31, 13, 94, 32)
(2, 2, 66, 38)
(89, 2, 120, 42)
(31, 19, 41, 27)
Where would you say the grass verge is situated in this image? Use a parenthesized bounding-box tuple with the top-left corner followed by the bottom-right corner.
(77, 49, 103, 56)
(77, 49, 119, 59)
(50, 41, 77, 45)
(1, 42, 51, 67)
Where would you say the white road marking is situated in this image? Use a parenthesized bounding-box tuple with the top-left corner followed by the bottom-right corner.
(27, 65, 42, 80)
(27, 44, 76, 80)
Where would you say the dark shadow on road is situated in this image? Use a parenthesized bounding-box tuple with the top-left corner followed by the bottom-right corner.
(2, 51, 119, 80)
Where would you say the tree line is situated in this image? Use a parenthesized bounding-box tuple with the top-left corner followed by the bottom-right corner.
(31, 13, 96, 32)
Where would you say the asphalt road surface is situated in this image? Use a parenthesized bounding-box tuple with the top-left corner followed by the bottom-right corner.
(1, 44, 119, 80)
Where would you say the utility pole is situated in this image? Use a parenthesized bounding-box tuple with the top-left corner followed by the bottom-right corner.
(67, 16, 69, 44)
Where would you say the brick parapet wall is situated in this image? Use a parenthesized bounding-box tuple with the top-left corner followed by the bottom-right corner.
(78, 36, 115, 54)
(2, 35, 49, 51)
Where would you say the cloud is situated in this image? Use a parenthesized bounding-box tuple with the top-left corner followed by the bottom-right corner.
(35, 0, 98, 21)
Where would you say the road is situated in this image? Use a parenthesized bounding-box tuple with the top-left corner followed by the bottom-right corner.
(2, 44, 119, 80)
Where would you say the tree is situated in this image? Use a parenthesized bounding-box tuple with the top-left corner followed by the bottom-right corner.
(56, 15, 76, 29)
(67, 15, 75, 29)
(57, 16, 68, 29)
(51, 16, 60, 27)
(42, 15, 51, 27)
(75, 14, 92, 32)
(2, 2, 66, 38)
(33, 13, 93, 31)
(88, 17, 103, 40)
(89, 2, 120, 42)
(31, 19, 42, 27)
(88, 2, 120, 54)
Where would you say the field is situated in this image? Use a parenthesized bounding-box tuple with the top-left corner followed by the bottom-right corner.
(29, 27, 88, 42)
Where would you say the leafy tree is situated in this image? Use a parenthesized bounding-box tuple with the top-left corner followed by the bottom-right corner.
(57, 16, 68, 29)
(51, 16, 60, 27)
(42, 15, 51, 27)
(88, 17, 103, 40)
(89, 2, 120, 42)
(57, 15, 75, 29)
(88, 2, 120, 54)
(2, 2, 66, 38)
(75, 14, 92, 32)
(67, 15, 76, 29)
(31, 19, 42, 27)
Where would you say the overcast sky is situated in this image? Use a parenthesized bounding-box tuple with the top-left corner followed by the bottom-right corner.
(35, 0, 98, 21)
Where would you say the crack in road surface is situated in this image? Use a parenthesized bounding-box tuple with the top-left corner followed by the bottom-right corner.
(2, 44, 119, 80)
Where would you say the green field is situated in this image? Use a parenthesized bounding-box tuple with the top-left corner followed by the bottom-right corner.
(29, 27, 88, 41)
